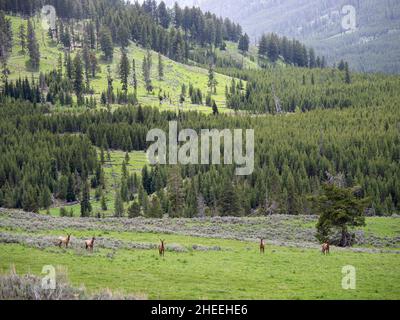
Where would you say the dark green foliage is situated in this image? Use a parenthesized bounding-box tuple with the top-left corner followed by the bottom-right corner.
(27, 20, 40, 69)
(80, 179, 92, 217)
(0, 11, 12, 61)
(128, 202, 141, 218)
(114, 191, 124, 217)
(0, 101, 97, 212)
(99, 26, 113, 61)
(238, 33, 250, 52)
(73, 52, 84, 105)
(311, 184, 369, 247)
(119, 49, 130, 102)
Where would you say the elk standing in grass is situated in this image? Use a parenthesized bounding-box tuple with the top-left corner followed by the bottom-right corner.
(58, 234, 71, 248)
(260, 238, 265, 254)
(159, 239, 165, 257)
(85, 237, 96, 252)
(322, 241, 330, 255)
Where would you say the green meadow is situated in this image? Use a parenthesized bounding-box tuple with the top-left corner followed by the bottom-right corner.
(0, 232, 399, 300)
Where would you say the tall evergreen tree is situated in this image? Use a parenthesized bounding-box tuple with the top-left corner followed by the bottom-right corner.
(119, 49, 130, 98)
(80, 179, 92, 217)
(208, 64, 218, 94)
(73, 52, 84, 105)
(238, 33, 250, 52)
(27, 20, 40, 69)
(114, 191, 124, 217)
(99, 26, 113, 61)
(19, 24, 26, 53)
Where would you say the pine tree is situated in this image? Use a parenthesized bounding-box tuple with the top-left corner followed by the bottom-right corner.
(142, 55, 152, 93)
(219, 180, 240, 216)
(167, 167, 184, 217)
(73, 52, 84, 105)
(258, 34, 268, 56)
(101, 195, 108, 211)
(89, 51, 98, 78)
(147, 195, 163, 218)
(99, 26, 113, 61)
(66, 174, 76, 202)
(119, 49, 130, 99)
(131, 58, 137, 91)
(345, 62, 351, 84)
(128, 202, 141, 218)
(158, 1, 170, 28)
(19, 24, 26, 53)
(311, 184, 369, 247)
(208, 64, 217, 94)
(40, 187, 52, 209)
(212, 100, 219, 115)
(114, 191, 124, 217)
(80, 179, 92, 217)
(27, 20, 40, 69)
(65, 52, 73, 79)
(238, 33, 250, 52)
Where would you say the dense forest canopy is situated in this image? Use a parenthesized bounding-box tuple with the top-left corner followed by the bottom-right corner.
(0, 0, 398, 218)
(0, 98, 399, 216)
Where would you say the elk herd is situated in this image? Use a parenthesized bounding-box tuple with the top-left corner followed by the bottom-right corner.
(56, 234, 331, 256)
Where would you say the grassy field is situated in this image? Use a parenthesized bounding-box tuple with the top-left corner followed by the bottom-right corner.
(0, 210, 399, 300)
(6, 14, 237, 115)
(0, 232, 399, 299)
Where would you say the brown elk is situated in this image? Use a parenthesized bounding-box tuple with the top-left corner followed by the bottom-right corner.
(322, 241, 330, 255)
(260, 239, 265, 254)
(58, 234, 71, 248)
(159, 239, 166, 257)
(85, 237, 96, 252)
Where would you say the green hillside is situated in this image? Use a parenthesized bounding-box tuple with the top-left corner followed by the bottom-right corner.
(6, 14, 236, 114)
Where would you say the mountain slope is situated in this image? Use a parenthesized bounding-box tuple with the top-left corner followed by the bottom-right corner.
(166, 0, 400, 73)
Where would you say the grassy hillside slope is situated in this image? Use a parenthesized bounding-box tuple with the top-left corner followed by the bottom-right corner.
(6, 15, 236, 114)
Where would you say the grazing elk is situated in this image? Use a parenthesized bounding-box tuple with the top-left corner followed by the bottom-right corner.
(85, 237, 96, 252)
(159, 239, 166, 257)
(322, 241, 330, 255)
(58, 234, 71, 248)
(260, 239, 265, 254)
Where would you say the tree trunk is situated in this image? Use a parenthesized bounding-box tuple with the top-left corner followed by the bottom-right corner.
(340, 228, 349, 247)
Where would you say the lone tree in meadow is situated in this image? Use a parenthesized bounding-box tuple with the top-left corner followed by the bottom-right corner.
(310, 183, 369, 247)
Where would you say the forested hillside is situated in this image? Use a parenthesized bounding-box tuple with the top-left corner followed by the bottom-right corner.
(0, 0, 399, 219)
(168, 0, 400, 73)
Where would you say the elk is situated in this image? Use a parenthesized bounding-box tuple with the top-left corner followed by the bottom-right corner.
(85, 237, 96, 252)
(260, 238, 265, 254)
(159, 239, 166, 257)
(58, 234, 71, 248)
(322, 241, 330, 255)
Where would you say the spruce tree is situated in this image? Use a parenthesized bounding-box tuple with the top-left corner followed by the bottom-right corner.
(99, 26, 113, 61)
(119, 49, 130, 99)
(27, 20, 40, 69)
(73, 52, 84, 105)
(19, 24, 26, 53)
(208, 64, 217, 94)
(128, 202, 141, 218)
(80, 179, 92, 217)
(114, 191, 124, 217)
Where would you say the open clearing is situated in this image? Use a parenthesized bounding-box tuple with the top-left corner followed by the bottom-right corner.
(1, 210, 399, 300)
